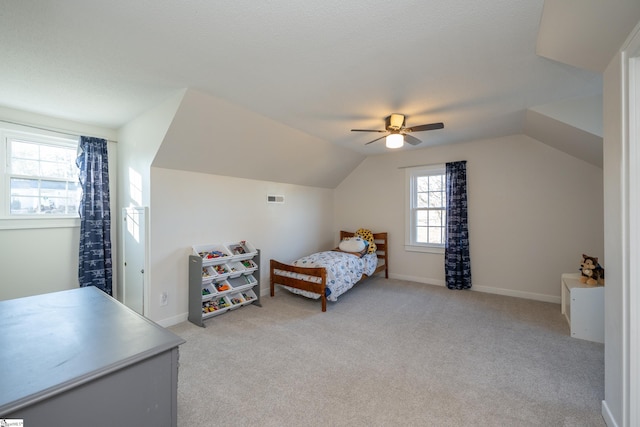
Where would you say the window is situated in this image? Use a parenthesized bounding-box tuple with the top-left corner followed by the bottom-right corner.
(405, 164, 446, 253)
(2, 127, 81, 222)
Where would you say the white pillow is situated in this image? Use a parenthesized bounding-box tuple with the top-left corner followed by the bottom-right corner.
(338, 237, 366, 253)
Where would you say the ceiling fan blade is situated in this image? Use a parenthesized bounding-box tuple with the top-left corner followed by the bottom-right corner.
(404, 134, 422, 146)
(364, 134, 389, 145)
(351, 129, 387, 133)
(405, 122, 444, 133)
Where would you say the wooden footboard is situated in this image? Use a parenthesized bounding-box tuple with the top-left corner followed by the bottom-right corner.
(270, 260, 328, 311)
(270, 231, 388, 312)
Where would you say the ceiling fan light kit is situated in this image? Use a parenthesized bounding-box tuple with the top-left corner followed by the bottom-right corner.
(385, 133, 404, 149)
(352, 113, 444, 148)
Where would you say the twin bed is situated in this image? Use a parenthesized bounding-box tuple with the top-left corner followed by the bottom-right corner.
(270, 231, 388, 311)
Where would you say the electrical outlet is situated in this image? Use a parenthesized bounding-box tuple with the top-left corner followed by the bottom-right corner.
(160, 291, 168, 306)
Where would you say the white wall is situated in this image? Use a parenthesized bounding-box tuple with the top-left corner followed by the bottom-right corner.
(530, 95, 603, 137)
(116, 90, 185, 300)
(117, 89, 185, 209)
(335, 134, 604, 302)
(148, 167, 335, 325)
(0, 108, 117, 301)
(0, 227, 80, 300)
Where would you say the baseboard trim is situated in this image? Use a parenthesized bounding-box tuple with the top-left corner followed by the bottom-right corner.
(389, 273, 560, 304)
(472, 284, 561, 304)
(156, 312, 188, 328)
(389, 273, 446, 287)
(259, 285, 270, 297)
(601, 400, 618, 427)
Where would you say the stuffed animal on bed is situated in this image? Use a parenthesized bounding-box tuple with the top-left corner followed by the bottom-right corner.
(580, 254, 605, 286)
(338, 236, 368, 256)
(355, 228, 377, 254)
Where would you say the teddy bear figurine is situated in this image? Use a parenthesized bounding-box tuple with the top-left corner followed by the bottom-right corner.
(580, 254, 605, 286)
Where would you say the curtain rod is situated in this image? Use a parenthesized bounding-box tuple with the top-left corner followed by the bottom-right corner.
(397, 160, 466, 170)
(397, 162, 443, 169)
(0, 118, 118, 143)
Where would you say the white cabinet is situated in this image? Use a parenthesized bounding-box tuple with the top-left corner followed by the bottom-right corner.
(188, 241, 261, 327)
(561, 273, 604, 343)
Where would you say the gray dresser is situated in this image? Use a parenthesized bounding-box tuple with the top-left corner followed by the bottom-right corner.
(0, 287, 185, 426)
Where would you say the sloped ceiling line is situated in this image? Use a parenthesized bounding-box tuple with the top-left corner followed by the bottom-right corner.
(152, 89, 365, 189)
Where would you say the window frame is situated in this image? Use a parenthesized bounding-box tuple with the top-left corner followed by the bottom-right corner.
(0, 125, 81, 229)
(405, 164, 446, 254)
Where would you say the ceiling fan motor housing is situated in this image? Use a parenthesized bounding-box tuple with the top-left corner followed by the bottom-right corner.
(386, 113, 405, 131)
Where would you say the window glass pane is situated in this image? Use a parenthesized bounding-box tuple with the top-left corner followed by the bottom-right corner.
(428, 209, 444, 226)
(10, 177, 37, 194)
(428, 191, 443, 208)
(43, 197, 68, 213)
(429, 175, 443, 191)
(41, 180, 81, 213)
(40, 179, 69, 191)
(11, 158, 40, 176)
(416, 176, 430, 192)
(427, 227, 444, 244)
(416, 226, 428, 243)
(10, 196, 39, 214)
(10, 178, 40, 214)
(40, 144, 61, 160)
(417, 193, 429, 208)
(12, 140, 39, 160)
(416, 210, 428, 226)
(40, 161, 76, 179)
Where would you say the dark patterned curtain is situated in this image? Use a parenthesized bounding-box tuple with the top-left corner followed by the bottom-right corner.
(77, 136, 112, 295)
(445, 161, 471, 290)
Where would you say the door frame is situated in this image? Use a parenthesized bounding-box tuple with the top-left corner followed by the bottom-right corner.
(624, 22, 640, 427)
(122, 206, 149, 316)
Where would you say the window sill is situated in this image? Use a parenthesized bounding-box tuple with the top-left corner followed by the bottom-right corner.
(0, 217, 81, 230)
(404, 244, 445, 254)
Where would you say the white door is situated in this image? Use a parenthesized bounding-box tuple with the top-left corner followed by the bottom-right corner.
(122, 207, 148, 315)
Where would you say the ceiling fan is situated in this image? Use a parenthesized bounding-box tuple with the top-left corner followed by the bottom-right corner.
(351, 113, 444, 148)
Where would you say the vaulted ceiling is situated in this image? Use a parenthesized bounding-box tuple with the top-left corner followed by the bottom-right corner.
(1, 1, 639, 168)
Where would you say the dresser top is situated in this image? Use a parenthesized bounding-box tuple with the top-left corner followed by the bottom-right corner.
(0, 287, 184, 414)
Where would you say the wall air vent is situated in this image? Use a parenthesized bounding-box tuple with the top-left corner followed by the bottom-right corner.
(267, 195, 285, 204)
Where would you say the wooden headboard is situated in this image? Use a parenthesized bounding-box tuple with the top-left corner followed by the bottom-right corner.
(339, 230, 388, 279)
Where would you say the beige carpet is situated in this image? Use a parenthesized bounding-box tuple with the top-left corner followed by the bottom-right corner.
(169, 277, 605, 426)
